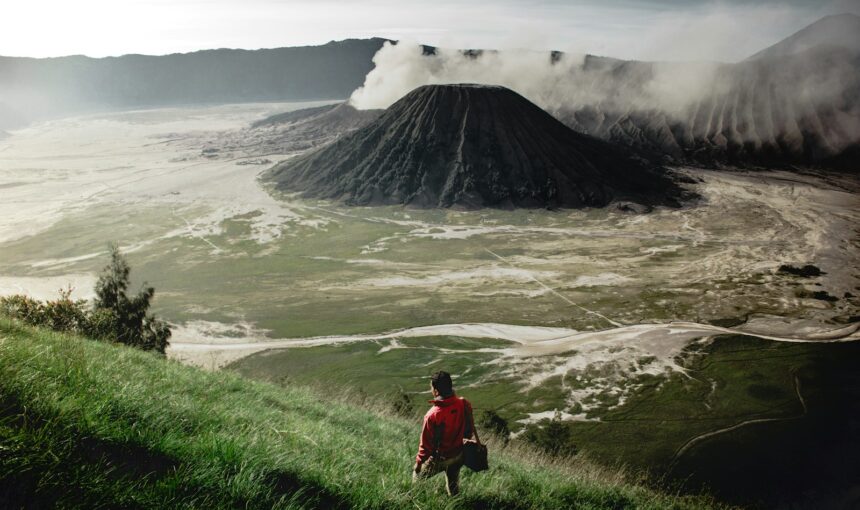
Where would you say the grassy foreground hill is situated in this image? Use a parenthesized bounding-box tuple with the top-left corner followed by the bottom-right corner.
(0, 318, 721, 509)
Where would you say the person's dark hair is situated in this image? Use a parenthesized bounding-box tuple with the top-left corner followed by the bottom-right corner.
(431, 371, 454, 397)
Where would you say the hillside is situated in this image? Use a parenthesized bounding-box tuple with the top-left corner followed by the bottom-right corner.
(552, 15, 860, 169)
(253, 102, 382, 133)
(745, 13, 860, 61)
(267, 84, 689, 209)
(195, 102, 384, 159)
(0, 318, 722, 509)
(0, 38, 387, 126)
(555, 46, 860, 169)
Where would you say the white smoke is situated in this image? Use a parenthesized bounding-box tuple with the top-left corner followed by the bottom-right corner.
(350, 41, 580, 110)
(348, 40, 719, 115)
(348, 38, 860, 154)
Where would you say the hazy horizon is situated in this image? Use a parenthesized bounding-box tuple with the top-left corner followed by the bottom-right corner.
(2, 0, 859, 62)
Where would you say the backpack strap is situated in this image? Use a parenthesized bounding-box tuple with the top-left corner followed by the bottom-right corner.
(433, 420, 444, 459)
(463, 399, 473, 439)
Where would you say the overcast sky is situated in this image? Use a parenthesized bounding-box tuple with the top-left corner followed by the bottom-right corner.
(2, 0, 858, 61)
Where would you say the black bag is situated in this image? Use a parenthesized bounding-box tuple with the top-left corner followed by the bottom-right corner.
(463, 441, 488, 472)
(463, 401, 488, 472)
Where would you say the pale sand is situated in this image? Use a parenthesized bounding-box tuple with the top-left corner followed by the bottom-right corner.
(346, 266, 560, 289)
(0, 274, 97, 301)
(167, 317, 860, 412)
(167, 319, 860, 370)
(0, 103, 329, 246)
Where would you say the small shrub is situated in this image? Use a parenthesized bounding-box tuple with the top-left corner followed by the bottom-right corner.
(93, 243, 171, 354)
(390, 390, 414, 417)
(42, 286, 90, 333)
(0, 288, 89, 334)
(479, 409, 510, 444)
(0, 244, 171, 354)
(522, 410, 578, 458)
(83, 308, 120, 340)
(0, 294, 45, 325)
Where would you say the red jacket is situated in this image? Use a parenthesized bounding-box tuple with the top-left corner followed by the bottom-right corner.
(415, 395, 475, 466)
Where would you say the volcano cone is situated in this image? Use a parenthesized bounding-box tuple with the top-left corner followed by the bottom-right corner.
(267, 84, 687, 208)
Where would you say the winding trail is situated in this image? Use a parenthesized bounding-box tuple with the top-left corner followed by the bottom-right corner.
(484, 248, 623, 327)
(671, 374, 808, 464)
(171, 207, 224, 254)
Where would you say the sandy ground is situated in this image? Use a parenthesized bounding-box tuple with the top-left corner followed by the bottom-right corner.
(167, 314, 860, 416)
(0, 274, 97, 301)
(168, 318, 860, 369)
(0, 102, 330, 247)
(677, 169, 860, 298)
(167, 316, 860, 412)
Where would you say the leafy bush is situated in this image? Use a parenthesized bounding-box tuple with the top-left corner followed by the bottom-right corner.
(390, 390, 414, 417)
(0, 287, 89, 334)
(83, 308, 120, 341)
(479, 409, 510, 443)
(0, 295, 44, 325)
(42, 286, 90, 333)
(93, 244, 171, 353)
(0, 244, 171, 354)
(522, 410, 578, 458)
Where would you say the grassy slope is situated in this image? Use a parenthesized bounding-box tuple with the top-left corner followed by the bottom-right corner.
(0, 319, 721, 509)
(227, 332, 834, 470)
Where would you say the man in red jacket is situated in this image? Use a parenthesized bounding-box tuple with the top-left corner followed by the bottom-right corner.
(413, 370, 479, 496)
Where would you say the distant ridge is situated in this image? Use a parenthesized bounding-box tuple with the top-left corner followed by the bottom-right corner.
(213, 102, 384, 155)
(253, 102, 381, 134)
(252, 104, 340, 128)
(267, 84, 689, 209)
(0, 38, 388, 125)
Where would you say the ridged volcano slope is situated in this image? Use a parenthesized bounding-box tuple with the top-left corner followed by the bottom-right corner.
(266, 84, 687, 208)
(556, 46, 860, 170)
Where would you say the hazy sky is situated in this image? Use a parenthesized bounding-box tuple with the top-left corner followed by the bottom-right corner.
(2, 0, 858, 61)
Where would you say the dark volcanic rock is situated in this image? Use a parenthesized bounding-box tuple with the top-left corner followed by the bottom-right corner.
(266, 84, 688, 209)
(795, 288, 839, 302)
(778, 264, 825, 277)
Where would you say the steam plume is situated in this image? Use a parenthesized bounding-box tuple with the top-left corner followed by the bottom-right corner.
(349, 37, 860, 158)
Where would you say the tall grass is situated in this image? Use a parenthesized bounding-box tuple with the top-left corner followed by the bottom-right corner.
(0, 318, 722, 509)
